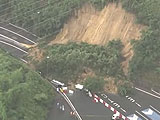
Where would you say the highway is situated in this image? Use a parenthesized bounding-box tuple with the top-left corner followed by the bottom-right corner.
(0, 22, 159, 120)
(0, 22, 39, 62)
(48, 87, 160, 120)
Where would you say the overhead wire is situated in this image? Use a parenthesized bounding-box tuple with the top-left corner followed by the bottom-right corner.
(0, 0, 81, 37)
(0, 0, 43, 16)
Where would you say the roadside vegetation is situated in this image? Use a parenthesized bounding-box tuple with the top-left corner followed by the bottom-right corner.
(0, 49, 54, 120)
(0, 2, 159, 119)
(84, 77, 105, 92)
(122, 0, 160, 88)
(37, 40, 125, 83)
(118, 81, 133, 96)
(0, 0, 111, 38)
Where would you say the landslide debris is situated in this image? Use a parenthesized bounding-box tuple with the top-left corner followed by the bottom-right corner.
(49, 3, 145, 74)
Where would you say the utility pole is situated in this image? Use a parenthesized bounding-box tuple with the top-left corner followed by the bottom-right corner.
(46, 56, 50, 76)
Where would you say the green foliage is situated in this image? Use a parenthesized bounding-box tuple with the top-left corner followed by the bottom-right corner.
(0, 0, 86, 37)
(0, 49, 54, 120)
(118, 81, 132, 96)
(122, 0, 160, 29)
(89, 0, 107, 10)
(0, 0, 114, 38)
(84, 77, 105, 92)
(129, 29, 160, 81)
(37, 40, 124, 83)
(122, 0, 160, 87)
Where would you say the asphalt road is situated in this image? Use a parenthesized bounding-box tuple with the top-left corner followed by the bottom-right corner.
(68, 90, 113, 120)
(48, 91, 113, 120)
(97, 88, 160, 116)
(47, 88, 160, 120)
(0, 22, 39, 62)
(0, 22, 38, 42)
(0, 27, 35, 45)
(47, 93, 74, 120)
(0, 39, 27, 58)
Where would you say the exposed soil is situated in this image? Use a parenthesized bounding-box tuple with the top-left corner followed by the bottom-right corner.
(28, 47, 44, 62)
(104, 77, 117, 94)
(49, 3, 145, 75)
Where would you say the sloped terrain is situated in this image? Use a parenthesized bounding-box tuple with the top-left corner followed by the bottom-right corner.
(50, 3, 145, 74)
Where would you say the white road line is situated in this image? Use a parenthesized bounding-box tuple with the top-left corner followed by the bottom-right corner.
(150, 105, 160, 115)
(9, 23, 39, 38)
(20, 58, 28, 63)
(135, 87, 160, 99)
(0, 34, 21, 44)
(125, 95, 142, 108)
(0, 41, 28, 54)
(62, 91, 83, 120)
(120, 108, 126, 113)
(0, 27, 36, 44)
(151, 89, 160, 96)
(108, 98, 114, 103)
(135, 102, 142, 107)
(136, 111, 149, 120)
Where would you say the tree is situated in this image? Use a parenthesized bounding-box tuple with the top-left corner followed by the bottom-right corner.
(84, 77, 105, 92)
(118, 81, 133, 96)
(0, 49, 55, 120)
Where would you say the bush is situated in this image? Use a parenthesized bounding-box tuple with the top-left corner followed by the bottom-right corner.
(0, 49, 54, 120)
(37, 41, 124, 82)
(84, 77, 105, 92)
(118, 81, 133, 96)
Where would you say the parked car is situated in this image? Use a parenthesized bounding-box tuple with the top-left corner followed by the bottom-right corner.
(111, 114, 122, 120)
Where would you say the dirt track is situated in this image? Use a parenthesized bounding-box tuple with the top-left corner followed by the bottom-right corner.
(50, 3, 145, 74)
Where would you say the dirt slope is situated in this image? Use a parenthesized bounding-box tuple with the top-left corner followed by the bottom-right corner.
(50, 3, 145, 74)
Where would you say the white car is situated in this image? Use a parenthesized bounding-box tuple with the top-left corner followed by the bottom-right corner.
(112, 114, 121, 120)
(75, 84, 83, 90)
(51, 79, 64, 86)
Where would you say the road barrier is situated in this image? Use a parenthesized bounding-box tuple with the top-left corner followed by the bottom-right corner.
(93, 94, 128, 120)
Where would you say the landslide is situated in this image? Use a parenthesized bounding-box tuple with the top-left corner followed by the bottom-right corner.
(49, 3, 145, 74)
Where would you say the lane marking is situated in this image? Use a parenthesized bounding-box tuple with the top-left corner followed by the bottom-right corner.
(136, 111, 149, 120)
(9, 23, 39, 38)
(100, 94, 126, 113)
(150, 105, 160, 115)
(128, 97, 135, 103)
(82, 114, 108, 118)
(120, 108, 126, 113)
(93, 94, 128, 120)
(0, 34, 34, 49)
(0, 40, 28, 54)
(126, 96, 142, 108)
(135, 102, 141, 107)
(135, 87, 160, 99)
(20, 58, 28, 63)
(0, 27, 36, 44)
(0, 34, 22, 45)
(151, 89, 160, 96)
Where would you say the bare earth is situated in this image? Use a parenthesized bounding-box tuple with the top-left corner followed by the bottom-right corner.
(49, 3, 145, 74)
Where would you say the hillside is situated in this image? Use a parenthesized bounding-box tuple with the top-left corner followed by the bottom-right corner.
(49, 3, 145, 74)
(0, 49, 54, 120)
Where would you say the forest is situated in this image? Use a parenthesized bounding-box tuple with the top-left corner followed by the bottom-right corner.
(37, 40, 124, 83)
(0, 0, 160, 119)
(122, 0, 160, 88)
(0, 49, 54, 120)
(0, 0, 110, 37)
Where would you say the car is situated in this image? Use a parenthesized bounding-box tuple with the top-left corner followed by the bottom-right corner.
(111, 114, 121, 120)
(51, 79, 64, 86)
